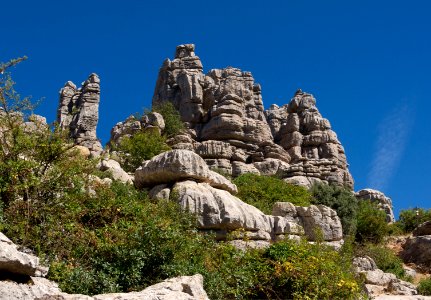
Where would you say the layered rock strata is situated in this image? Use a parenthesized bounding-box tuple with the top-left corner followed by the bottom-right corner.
(356, 189, 395, 223)
(57, 73, 103, 156)
(152, 44, 353, 188)
(135, 149, 344, 246)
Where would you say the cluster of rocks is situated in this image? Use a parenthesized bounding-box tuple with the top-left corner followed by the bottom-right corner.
(135, 149, 344, 248)
(354, 256, 418, 298)
(57, 73, 103, 156)
(0, 231, 209, 300)
(356, 189, 396, 223)
(151, 44, 353, 189)
(402, 221, 431, 272)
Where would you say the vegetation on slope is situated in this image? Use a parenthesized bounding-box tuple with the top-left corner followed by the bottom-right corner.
(233, 173, 312, 214)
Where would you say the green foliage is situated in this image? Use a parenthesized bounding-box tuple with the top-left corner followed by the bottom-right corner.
(262, 239, 361, 299)
(114, 131, 170, 172)
(152, 102, 184, 137)
(397, 208, 431, 233)
(356, 244, 407, 280)
(233, 174, 312, 214)
(356, 200, 389, 244)
(310, 183, 358, 237)
(418, 278, 431, 295)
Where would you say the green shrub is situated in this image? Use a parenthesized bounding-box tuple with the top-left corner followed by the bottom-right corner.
(310, 183, 358, 237)
(262, 238, 361, 299)
(114, 131, 170, 172)
(152, 102, 184, 137)
(397, 208, 431, 233)
(233, 174, 312, 214)
(418, 278, 431, 295)
(356, 200, 389, 244)
(356, 244, 407, 280)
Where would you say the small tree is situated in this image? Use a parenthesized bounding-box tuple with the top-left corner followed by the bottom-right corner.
(356, 200, 388, 244)
(152, 102, 184, 137)
(310, 183, 358, 237)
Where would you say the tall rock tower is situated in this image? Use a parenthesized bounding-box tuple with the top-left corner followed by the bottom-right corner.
(152, 44, 353, 189)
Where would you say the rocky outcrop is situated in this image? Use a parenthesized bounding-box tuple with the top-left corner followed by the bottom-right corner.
(1, 232, 209, 300)
(57, 74, 103, 156)
(402, 235, 431, 272)
(356, 189, 395, 223)
(152, 44, 353, 189)
(138, 149, 344, 245)
(354, 256, 418, 298)
(413, 221, 431, 237)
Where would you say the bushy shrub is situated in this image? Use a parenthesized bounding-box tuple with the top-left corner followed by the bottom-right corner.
(310, 183, 358, 236)
(114, 131, 170, 172)
(233, 174, 312, 214)
(397, 208, 431, 233)
(152, 102, 184, 137)
(262, 239, 361, 299)
(356, 244, 407, 280)
(356, 200, 389, 244)
(418, 278, 431, 295)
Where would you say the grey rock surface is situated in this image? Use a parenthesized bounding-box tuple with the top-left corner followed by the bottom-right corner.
(134, 149, 238, 194)
(57, 74, 103, 156)
(356, 189, 395, 223)
(100, 159, 133, 184)
(152, 44, 353, 188)
(402, 235, 431, 272)
(413, 221, 431, 237)
(0, 232, 47, 277)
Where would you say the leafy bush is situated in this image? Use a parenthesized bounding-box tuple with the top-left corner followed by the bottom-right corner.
(262, 239, 361, 299)
(310, 183, 358, 236)
(356, 244, 407, 280)
(356, 200, 389, 244)
(114, 131, 170, 172)
(233, 174, 312, 214)
(397, 208, 431, 233)
(418, 278, 431, 295)
(152, 102, 184, 137)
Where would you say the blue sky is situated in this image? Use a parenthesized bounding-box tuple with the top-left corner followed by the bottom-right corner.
(3, 0, 430, 217)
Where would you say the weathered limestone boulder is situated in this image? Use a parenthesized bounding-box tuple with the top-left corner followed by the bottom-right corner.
(413, 221, 431, 237)
(134, 150, 237, 194)
(100, 159, 133, 184)
(401, 236, 431, 272)
(356, 189, 395, 223)
(57, 74, 103, 156)
(0, 277, 62, 300)
(152, 45, 353, 187)
(0, 232, 47, 277)
(272, 202, 343, 243)
(354, 256, 418, 298)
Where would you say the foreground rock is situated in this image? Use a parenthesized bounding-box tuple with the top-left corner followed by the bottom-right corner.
(413, 221, 431, 237)
(140, 150, 343, 246)
(354, 256, 418, 298)
(57, 74, 103, 156)
(152, 44, 353, 188)
(356, 189, 395, 223)
(402, 235, 431, 272)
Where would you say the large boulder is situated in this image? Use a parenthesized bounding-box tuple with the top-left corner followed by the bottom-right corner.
(401, 235, 431, 272)
(0, 232, 47, 277)
(413, 221, 431, 237)
(135, 150, 237, 194)
(355, 189, 395, 223)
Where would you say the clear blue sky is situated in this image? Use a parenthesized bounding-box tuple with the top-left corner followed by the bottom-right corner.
(3, 0, 430, 218)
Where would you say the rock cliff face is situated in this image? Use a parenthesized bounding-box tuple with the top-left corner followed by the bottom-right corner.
(152, 44, 353, 188)
(57, 73, 103, 156)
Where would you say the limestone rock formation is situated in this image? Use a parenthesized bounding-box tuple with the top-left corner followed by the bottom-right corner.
(138, 149, 344, 245)
(356, 189, 396, 223)
(402, 235, 431, 272)
(353, 256, 418, 298)
(413, 221, 431, 237)
(152, 44, 353, 188)
(57, 73, 103, 156)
